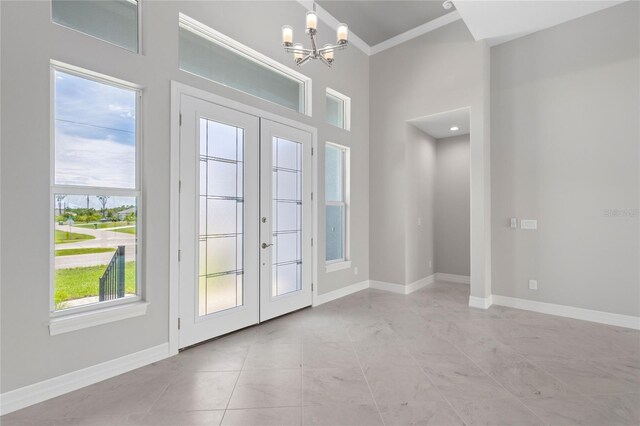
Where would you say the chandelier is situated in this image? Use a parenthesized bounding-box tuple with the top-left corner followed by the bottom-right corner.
(281, 6, 349, 67)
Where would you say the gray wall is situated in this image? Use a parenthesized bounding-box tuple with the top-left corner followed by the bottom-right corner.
(0, 0, 370, 393)
(435, 134, 470, 276)
(370, 20, 490, 289)
(491, 2, 639, 316)
(405, 125, 436, 284)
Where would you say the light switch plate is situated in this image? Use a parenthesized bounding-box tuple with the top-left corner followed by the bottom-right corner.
(510, 218, 518, 228)
(521, 219, 537, 230)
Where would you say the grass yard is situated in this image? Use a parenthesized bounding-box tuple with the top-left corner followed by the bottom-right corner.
(75, 221, 133, 230)
(55, 247, 115, 257)
(112, 227, 136, 235)
(55, 261, 136, 305)
(54, 229, 95, 244)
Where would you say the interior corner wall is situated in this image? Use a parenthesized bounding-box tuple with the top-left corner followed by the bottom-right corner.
(435, 134, 470, 277)
(0, 0, 369, 394)
(491, 1, 640, 316)
(405, 125, 436, 284)
(370, 20, 489, 287)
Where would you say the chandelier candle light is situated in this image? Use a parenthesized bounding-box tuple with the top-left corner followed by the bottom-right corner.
(282, 6, 348, 67)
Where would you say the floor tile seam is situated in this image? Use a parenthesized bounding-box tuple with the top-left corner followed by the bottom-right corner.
(140, 374, 178, 418)
(516, 394, 603, 426)
(348, 339, 387, 426)
(399, 334, 470, 426)
(511, 350, 620, 400)
(225, 404, 304, 411)
(220, 343, 251, 425)
(446, 339, 549, 425)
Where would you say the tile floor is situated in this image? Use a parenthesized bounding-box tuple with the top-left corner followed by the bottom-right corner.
(2, 281, 639, 425)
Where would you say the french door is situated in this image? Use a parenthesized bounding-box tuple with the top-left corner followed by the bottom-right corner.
(178, 95, 312, 348)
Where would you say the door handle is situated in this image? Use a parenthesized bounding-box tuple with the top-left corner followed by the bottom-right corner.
(261, 243, 273, 249)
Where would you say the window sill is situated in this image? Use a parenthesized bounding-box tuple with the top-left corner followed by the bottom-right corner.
(49, 301, 149, 336)
(325, 260, 352, 273)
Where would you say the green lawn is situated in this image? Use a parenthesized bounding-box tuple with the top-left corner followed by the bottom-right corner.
(112, 227, 136, 235)
(55, 261, 136, 305)
(55, 247, 115, 257)
(75, 221, 133, 230)
(54, 229, 95, 244)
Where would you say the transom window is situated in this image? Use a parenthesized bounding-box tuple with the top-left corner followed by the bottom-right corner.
(325, 143, 350, 264)
(52, 0, 139, 53)
(179, 14, 312, 115)
(51, 62, 141, 313)
(326, 88, 351, 130)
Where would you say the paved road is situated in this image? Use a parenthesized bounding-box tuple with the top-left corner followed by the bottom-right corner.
(55, 224, 137, 269)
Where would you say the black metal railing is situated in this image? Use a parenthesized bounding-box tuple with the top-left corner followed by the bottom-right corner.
(99, 246, 125, 301)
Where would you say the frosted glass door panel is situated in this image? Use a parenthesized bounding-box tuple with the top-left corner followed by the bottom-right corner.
(199, 118, 244, 316)
(271, 137, 303, 297)
(273, 202, 301, 232)
(272, 263, 302, 297)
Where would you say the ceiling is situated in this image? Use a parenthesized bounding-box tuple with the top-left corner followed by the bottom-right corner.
(408, 107, 470, 139)
(317, 0, 454, 46)
(453, 0, 626, 46)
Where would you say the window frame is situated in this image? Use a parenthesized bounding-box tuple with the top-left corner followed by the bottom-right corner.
(326, 88, 351, 131)
(50, 0, 142, 54)
(178, 13, 312, 116)
(49, 60, 144, 318)
(325, 142, 351, 271)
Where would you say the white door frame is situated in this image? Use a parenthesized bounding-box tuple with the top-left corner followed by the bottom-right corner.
(169, 81, 318, 355)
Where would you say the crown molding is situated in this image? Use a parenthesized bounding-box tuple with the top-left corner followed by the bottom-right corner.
(295, 2, 462, 57)
(370, 10, 461, 54)
(295, 0, 372, 55)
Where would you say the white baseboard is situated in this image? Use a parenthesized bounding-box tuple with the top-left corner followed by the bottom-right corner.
(0, 343, 171, 416)
(369, 280, 405, 294)
(407, 274, 435, 293)
(313, 280, 370, 306)
(491, 295, 640, 330)
(435, 273, 470, 284)
(370, 275, 435, 295)
(469, 295, 493, 309)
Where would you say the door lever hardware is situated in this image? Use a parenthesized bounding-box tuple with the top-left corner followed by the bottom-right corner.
(261, 243, 274, 249)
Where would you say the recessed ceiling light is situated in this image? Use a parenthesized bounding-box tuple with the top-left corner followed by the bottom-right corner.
(450, 126, 459, 131)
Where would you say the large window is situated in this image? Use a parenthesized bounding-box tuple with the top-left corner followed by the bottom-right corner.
(326, 88, 351, 130)
(325, 143, 350, 267)
(52, 63, 140, 313)
(178, 14, 311, 115)
(52, 0, 139, 53)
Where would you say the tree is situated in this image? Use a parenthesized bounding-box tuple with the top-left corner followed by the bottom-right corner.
(96, 195, 110, 218)
(55, 194, 66, 216)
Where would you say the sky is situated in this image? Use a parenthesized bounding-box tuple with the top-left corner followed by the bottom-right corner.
(54, 70, 136, 189)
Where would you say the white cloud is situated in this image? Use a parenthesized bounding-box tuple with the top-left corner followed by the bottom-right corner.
(55, 132, 136, 189)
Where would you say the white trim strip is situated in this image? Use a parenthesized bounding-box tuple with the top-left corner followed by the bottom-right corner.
(370, 11, 462, 55)
(469, 295, 493, 309)
(325, 260, 352, 273)
(491, 295, 640, 330)
(370, 275, 435, 295)
(0, 343, 170, 416)
(49, 302, 149, 336)
(313, 280, 369, 306)
(370, 280, 406, 294)
(435, 273, 470, 284)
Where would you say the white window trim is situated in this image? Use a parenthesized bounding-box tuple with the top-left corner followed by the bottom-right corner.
(325, 260, 352, 273)
(326, 88, 351, 131)
(49, 301, 149, 335)
(178, 13, 312, 116)
(325, 142, 350, 270)
(50, 0, 142, 54)
(49, 60, 144, 324)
